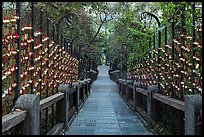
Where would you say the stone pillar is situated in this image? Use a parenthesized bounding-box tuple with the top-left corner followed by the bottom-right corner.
(58, 84, 69, 130)
(126, 80, 133, 101)
(133, 82, 137, 111)
(125, 80, 128, 101)
(134, 81, 142, 110)
(121, 79, 126, 97)
(118, 79, 122, 95)
(72, 82, 80, 113)
(87, 78, 91, 97)
(80, 80, 86, 102)
(84, 79, 88, 97)
(14, 94, 40, 135)
(147, 85, 158, 123)
(184, 95, 202, 135)
(77, 85, 80, 112)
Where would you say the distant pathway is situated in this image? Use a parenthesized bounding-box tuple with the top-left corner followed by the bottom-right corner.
(65, 65, 153, 135)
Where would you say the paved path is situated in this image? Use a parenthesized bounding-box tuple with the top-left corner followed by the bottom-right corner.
(65, 65, 153, 135)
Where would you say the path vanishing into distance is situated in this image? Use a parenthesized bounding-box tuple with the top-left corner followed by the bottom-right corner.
(65, 65, 153, 135)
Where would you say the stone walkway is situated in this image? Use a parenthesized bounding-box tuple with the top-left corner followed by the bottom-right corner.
(65, 65, 153, 135)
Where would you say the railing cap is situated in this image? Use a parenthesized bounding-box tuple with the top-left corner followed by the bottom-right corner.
(184, 95, 202, 111)
(72, 82, 81, 87)
(126, 80, 133, 84)
(147, 85, 159, 93)
(79, 80, 85, 84)
(58, 84, 69, 92)
(133, 81, 142, 88)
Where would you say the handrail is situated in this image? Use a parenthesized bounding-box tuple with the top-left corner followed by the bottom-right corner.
(152, 93, 185, 111)
(40, 92, 64, 111)
(2, 92, 66, 134)
(2, 110, 27, 133)
(120, 82, 184, 112)
(2, 81, 90, 135)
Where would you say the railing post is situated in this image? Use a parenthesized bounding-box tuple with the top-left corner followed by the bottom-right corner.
(72, 82, 80, 113)
(126, 80, 133, 102)
(87, 79, 91, 97)
(133, 81, 142, 110)
(118, 79, 122, 95)
(184, 95, 202, 135)
(82, 81, 86, 102)
(147, 85, 158, 123)
(133, 82, 136, 111)
(120, 79, 123, 96)
(125, 80, 128, 101)
(58, 84, 69, 130)
(121, 79, 126, 97)
(14, 94, 40, 135)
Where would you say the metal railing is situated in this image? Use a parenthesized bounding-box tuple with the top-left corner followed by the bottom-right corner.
(126, 3, 202, 101)
(2, 2, 96, 135)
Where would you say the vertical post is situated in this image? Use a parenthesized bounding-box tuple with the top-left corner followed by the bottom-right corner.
(57, 23, 59, 45)
(86, 80, 89, 98)
(147, 85, 158, 123)
(14, 94, 40, 135)
(171, 19, 175, 98)
(191, 3, 195, 94)
(153, 34, 156, 85)
(64, 37, 66, 52)
(46, 16, 50, 97)
(76, 84, 80, 113)
(133, 82, 136, 111)
(149, 37, 151, 59)
(153, 34, 156, 59)
(51, 23, 55, 127)
(52, 24, 56, 96)
(126, 80, 132, 102)
(52, 24, 55, 41)
(184, 95, 202, 135)
(58, 84, 69, 130)
(157, 22, 161, 93)
(83, 82, 86, 102)
(78, 47, 81, 80)
(31, 2, 35, 94)
(45, 13, 50, 135)
(70, 41, 73, 56)
(120, 80, 123, 97)
(88, 55, 90, 79)
(87, 79, 91, 96)
(56, 23, 60, 93)
(60, 34, 63, 86)
(164, 26, 167, 91)
(15, 2, 22, 102)
(119, 79, 121, 95)
(61, 34, 63, 54)
(180, 6, 185, 100)
(1, 2, 4, 37)
(39, 9, 43, 99)
(125, 81, 128, 101)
